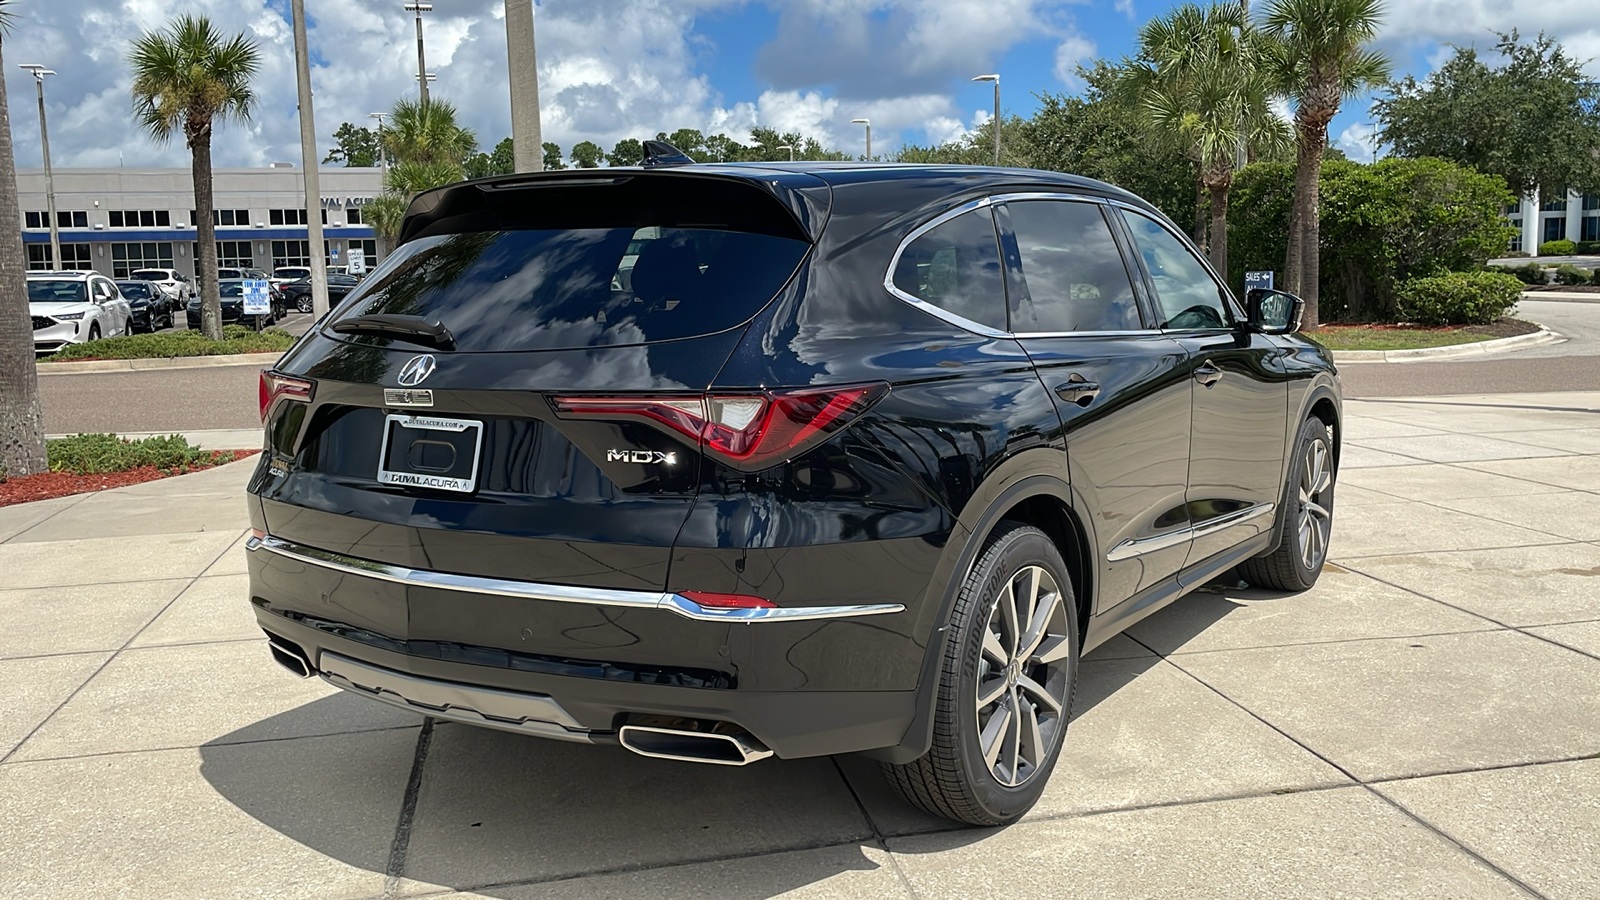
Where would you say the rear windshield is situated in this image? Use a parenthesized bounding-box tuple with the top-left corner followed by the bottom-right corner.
(220, 283, 245, 297)
(275, 268, 311, 279)
(28, 280, 87, 302)
(326, 227, 809, 351)
(130, 270, 168, 281)
(116, 283, 154, 299)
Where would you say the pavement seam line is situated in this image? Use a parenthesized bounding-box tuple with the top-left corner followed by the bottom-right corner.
(1130, 633, 1553, 900)
(828, 756, 924, 900)
(0, 492, 93, 544)
(0, 723, 425, 768)
(0, 528, 244, 766)
(382, 716, 435, 899)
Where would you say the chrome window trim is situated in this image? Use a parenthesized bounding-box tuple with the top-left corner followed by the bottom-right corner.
(1106, 502, 1274, 562)
(247, 535, 905, 622)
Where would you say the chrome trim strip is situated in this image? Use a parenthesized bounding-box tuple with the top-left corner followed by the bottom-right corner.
(319, 652, 597, 743)
(1106, 502, 1275, 562)
(247, 535, 906, 622)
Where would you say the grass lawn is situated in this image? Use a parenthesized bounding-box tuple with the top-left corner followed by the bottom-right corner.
(1310, 319, 1537, 352)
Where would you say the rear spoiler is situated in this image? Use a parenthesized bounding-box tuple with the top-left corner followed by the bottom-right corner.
(397, 167, 832, 246)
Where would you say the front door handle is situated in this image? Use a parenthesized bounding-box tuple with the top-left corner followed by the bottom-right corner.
(1055, 376, 1102, 407)
(1194, 363, 1224, 388)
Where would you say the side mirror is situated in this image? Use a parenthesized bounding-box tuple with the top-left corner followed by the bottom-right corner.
(1246, 288, 1304, 335)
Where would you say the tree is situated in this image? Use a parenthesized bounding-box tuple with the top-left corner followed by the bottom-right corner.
(130, 15, 259, 341)
(542, 141, 566, 170)
(606, 137, 643, 167)
(1119, 2, 1291, 275)
(0, 0, 47, 479)
(364, 194, 407, 249)
(570, 140, 603, 168)
(1375, 32, 1600, 199)
(324, 122, 379, 167)
(1022, 62, 1200, 232)
(382, 98, 476, 171)
(465, 136, 515, 179)
(1261, 0, 1389, 329)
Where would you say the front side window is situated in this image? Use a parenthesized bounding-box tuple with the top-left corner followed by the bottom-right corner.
(1006, 200, 1142, 332)
(891, 207, 1006, 331)
(1119, 210, 1231, 330)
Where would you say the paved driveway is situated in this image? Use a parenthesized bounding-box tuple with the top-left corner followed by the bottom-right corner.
(2, 393, 1597, 899)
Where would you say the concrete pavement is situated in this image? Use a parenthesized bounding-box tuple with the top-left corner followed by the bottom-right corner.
(2, 393, 1598, 898)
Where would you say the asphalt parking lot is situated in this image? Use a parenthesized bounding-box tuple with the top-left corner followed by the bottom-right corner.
(2, 391, 1597, 899)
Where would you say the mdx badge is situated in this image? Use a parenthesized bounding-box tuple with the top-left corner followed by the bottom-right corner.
(397, 354, 437, 387)
(607, 449, 678, 465)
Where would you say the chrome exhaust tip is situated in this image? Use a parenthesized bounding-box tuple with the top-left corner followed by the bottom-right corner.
(266, 634, 314, 678)
(618, 724, 774, 766)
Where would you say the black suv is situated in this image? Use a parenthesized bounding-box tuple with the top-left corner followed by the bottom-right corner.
(248, 159, 1339, 826)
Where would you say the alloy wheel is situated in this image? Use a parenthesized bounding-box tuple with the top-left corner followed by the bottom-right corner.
(1297, 437, 1333, 570)
(975, 565, 1072, 788)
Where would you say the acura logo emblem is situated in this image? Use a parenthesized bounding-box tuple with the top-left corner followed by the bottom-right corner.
(397, 354, 437, 387)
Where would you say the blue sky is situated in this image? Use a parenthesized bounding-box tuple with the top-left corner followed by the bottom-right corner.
(6, 0, 1598, 170)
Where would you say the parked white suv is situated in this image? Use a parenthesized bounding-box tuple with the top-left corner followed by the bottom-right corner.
(128, 268, 194, 303)
(29, 272, 132, 355)
(270, 266, 312, 286)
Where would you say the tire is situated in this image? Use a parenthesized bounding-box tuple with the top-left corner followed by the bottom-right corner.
(87, 323, 101, 342)
(296, 296, 312, 313)
(122, 318, 134, 337)
(1240, 417, 1336, 592)
(882, 523, 1080, 826)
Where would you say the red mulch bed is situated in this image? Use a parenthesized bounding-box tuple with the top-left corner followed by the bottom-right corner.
(1317, 318, 1540, 338)
(0, 450, 260, 508)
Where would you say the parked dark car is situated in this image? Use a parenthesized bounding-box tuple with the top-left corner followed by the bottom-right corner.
(115, 280, 175, 333)
(186, 278, 286, 329)
(248, 159, 1340, 826)
(279, 273, 360, 313)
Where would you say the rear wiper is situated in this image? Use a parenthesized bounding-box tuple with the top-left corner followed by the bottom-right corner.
(330, 314, 456, 351)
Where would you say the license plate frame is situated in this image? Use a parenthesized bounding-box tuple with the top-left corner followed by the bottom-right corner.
(376, 413, 485, 494)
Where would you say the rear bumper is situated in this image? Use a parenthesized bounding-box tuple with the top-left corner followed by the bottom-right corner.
(247, 535, 919, 758)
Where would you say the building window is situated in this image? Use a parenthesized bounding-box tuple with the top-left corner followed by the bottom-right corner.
(1583, 194, 1600, 211)
(193, 241, 255, 268)
(271, 240, 311, 268)
(346, 208, 363, 225)
(352, 239, 378, 264)
(110, 242, 175, 277)
(1582, 216, 1600, 243)
(1508, 221, 1522, 253)
(269, 208, 310, 226)
(27, 243, 93, 271)
(25, 210, 88, 229)
(1540, 197, 1568, 212)
(108, 210, 172, 228)
(189, 209, 251, 227)
(1543, 217, 1567, 243)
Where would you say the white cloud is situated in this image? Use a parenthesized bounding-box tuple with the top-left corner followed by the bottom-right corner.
(1336, 121, 1379, 163)
(1376, 5, 1600, 78)
(1054, 30, 1097, 89)
(1114, 0, 1134, 21)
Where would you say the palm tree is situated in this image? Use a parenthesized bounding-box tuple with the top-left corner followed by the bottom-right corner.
(382, 98, 476, 173)
(130, 15, 259, 341)
(1261, 0, 1388, 329)
(0, 0, 48, 478)
(1121, 2, 1291, 277)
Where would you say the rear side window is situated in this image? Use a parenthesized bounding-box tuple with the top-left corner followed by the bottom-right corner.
(891, 207, 1006, 331)
(329, 227, 808, 351)
(1006, 200, 1142, 332)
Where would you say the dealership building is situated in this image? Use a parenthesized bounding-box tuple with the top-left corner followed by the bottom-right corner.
(15, 165, 384, 277)
(1507, 188, 1600, 253)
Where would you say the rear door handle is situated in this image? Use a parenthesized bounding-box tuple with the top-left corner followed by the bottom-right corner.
(1055, 377, 1102, 407)
(1194, 363, 1224, 388)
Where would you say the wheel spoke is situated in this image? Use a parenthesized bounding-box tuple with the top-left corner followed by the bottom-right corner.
(1021, 567, 1041, 637)
(1018, 673, 1062, 716)
(1304, 500, 1331, 522)
(1033, 634, 1073, 665)
(998, 580, 1020, 660)
(977, 676, 1007, 708)
(1003, 688, 1022, 782)
(980, 703, 1012, 771)
(1018, 701, 1045, 774)
(982, 629, 1009, 667)
(1018, 589, 1060, 663)
(1313, 469, 1333, 496)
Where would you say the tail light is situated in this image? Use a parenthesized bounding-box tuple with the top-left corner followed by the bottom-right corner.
(551, 384, 887, 472)
(679, 591, 776, 609)
(259, 371, 312, 421)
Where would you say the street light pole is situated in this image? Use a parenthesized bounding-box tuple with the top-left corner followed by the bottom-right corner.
(972, 74, 1000, 166)
(776, 143, 794, 161)
(20, 65, 60, 271)
(404, 2, 433, 104)
(851, 118, 871, 160)
(291, 0, 330, 318)
(368, 112, 388, 173)
(505, 0, 543, 173)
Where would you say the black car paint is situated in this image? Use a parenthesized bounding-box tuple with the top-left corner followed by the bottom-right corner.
(117, 282, 175, 333)
(279, 274, 359, 312)
(248, 164, 1340, 762)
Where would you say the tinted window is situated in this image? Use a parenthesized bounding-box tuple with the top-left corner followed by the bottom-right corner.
(892, 207, 1006, 331)
(1119, 211, 1231, 330)
(28, 280, 88, 302)
(130, 270, 166, 281)
(220, 283, 245, 297)
(330, 227, 809, 352)
(1007, 201, 1142, 332)
(116, 283, 154, 299)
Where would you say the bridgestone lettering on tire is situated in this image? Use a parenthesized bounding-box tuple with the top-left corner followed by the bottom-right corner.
(882, 523, 1080, 825)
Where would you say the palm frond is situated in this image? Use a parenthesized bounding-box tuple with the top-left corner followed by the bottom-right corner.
(128, 14, 260, 144)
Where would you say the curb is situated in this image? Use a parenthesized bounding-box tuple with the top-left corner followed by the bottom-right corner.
(1330, 326, 1563, 364)
(35, 351, 283, 375)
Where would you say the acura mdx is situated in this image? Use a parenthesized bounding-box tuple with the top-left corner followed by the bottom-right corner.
(247, 153, 1340, 826)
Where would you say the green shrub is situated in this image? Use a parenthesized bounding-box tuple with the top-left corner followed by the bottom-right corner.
(46, 434, 234, 475)
(47, 327, 295, 361)
(1575, 240, 1600, 255)
(1490, 262, 1548, 285)
(1554, 264, 1593, 286)
(1538, 239, 1577, 256)
(1396, 271, 1523, 325)
(1593, 268, 1600, 286)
